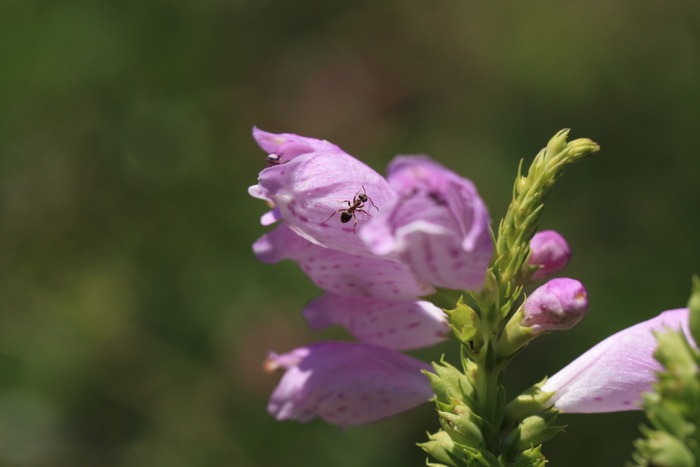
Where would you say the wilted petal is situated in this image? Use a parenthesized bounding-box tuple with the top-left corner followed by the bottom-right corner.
(543, 308, 690, 413)
(361, 156, 493, 291)
(253, 129, 398, 256)
(253, 225, 434, 299)
(303, 292, 449, 350)
(265, 342, 433, 426)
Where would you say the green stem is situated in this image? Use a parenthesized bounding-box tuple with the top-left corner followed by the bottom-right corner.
(476, 347, 502, 452)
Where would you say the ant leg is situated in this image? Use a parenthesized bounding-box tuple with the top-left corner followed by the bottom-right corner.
(367, 197, 379, 212)
(323, 209, 345, 223)
(361, 184, 379, 212)
(355, 208, 372, 218)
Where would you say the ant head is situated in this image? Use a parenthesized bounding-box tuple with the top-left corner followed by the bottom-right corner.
(358, 193, 369, 202)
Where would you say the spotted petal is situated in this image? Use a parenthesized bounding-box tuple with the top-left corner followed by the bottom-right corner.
(360, 156, 493, 291)
(253, 224, 434, 299)
(303, 292, 449, 350)
(265, 342, 433, 426)
(542, 308, 690, 413)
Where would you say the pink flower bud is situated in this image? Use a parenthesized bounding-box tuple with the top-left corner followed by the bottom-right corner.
(522, 278, 588, 333)
(528, 230, 572, 280)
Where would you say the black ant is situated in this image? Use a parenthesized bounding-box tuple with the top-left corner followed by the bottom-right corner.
(324, 186, 378, 232)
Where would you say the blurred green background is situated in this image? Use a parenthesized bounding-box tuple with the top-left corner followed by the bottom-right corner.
(1, 1, 699, 466)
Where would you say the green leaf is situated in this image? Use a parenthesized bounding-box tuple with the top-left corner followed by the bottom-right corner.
(425, 357, 476, 405)
(503, 378, 555, 425)
(444, 296, 480, 344)
(632, 430, 695, 467)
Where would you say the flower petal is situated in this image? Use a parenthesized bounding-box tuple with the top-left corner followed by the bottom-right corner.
(360, 156, 493, 291)
(542, 308, 690, 413)
(266, 342, 433, 426)
(253, 225, 434, 299)
(303, 293, 449, 350)
(253, 127, 331, 163)
(253, 130, 398, 257)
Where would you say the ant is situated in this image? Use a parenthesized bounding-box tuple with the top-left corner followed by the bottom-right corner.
(324, 186, 378, 232)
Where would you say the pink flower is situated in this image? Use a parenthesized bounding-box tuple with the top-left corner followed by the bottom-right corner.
(360, 156, 492, 291)
(265, 342, 433, 426)
(303, 292, 449, 350)
(522, 278, 588, 333)
(250, 129, 494, 426)
(528, 230, 572, 280)
(542, 308, 690, 413)
(251, 128, 397, 257)
(253, 224, 434, 299)
(250, 129, 494, 292)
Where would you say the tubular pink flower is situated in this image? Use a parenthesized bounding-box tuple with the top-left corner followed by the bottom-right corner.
(303, 292, 449, 350)
(251, 128, 398, 257)
(528, 230, 572, 280)
(542, 308, 690, 413)
(253, 224, 434, 299)
(265, 342, 433, 426)
(359, 156, 493, 291)
(522, 278, 588, 333)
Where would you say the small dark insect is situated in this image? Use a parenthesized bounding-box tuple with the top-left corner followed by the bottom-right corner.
(324, 186, 378, 232)
(266, 153, 282, 166)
